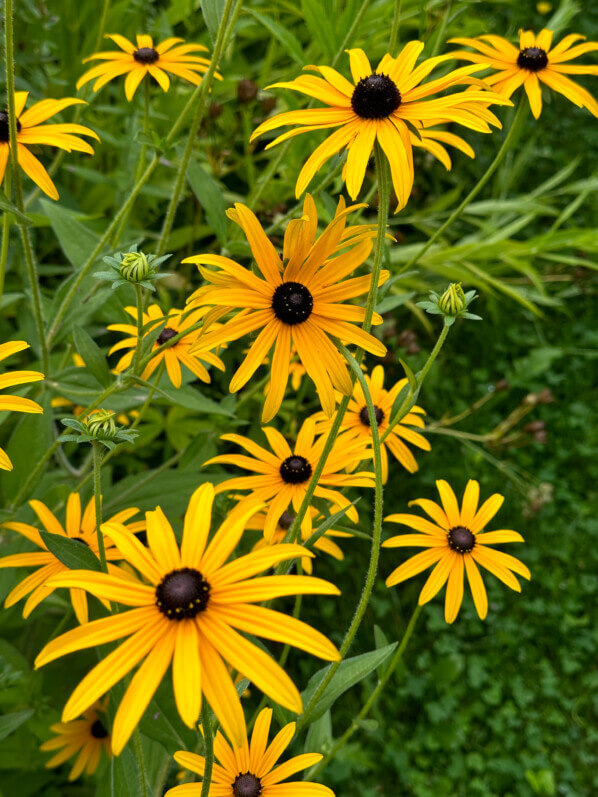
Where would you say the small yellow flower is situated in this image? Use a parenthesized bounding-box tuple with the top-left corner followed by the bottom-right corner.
(167, 706, 334, 796)
(40, 701, 111, 781)
(0, 340, 44, 470)
(383, 480, 530, 623)
(450, 28, 598, 118)
(0, 93, 98, 199)
(77, 34, 219, 100)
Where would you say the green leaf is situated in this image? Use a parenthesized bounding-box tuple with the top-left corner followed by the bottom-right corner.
(187, 160, 228, 245)
(110, 742, 146, 797)
(157, 385, 234, 417)
(0, 190, 32, 225)
(0, 710, 34, 741)
(0, 393, 52, 502)
(39, 200, 99, 268)
(72, 325, 113, 388)
(301, 643, 397, 724)
(245, 9, 305, 65)
(201, 0, 227, 45)
(39, 531, 102, 572)
(303, 501, 359, 551)
(304, 709, 332, 755)
(301, 0, 336, 58)
(399, 358, 418, 393)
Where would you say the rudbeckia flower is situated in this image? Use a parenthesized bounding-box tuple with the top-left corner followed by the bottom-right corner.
(0, 93, 98, 200)
(450, 29, 598, 118)
(247, 507, 352, 574)
(204, 418, 373, 542)
(40, 701, 111, 781)
(35, 484, 340, 754)
(311, 365, 430, 482)
(166, 707, 334, 797)
(184, 194, 388, 421)
(250, 44, 512, 210)
(0, 492, 144, 622)
(0, 340, 44, 471)
(108, 304, 224, 388)
(77, 34, 219, 101)
(383, 479, 530, 622)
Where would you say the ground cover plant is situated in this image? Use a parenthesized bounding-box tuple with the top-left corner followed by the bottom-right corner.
(0, 0, 596, 795)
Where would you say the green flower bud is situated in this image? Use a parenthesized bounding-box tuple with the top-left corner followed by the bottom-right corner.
(120, 251, 151, 282)
(438, 283, 467, 316)
(84, 409, 117, 440)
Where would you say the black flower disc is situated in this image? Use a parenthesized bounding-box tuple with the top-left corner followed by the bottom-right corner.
(280, 455, 313, 484)
(272, 282, 313, 325)
(351, 74, 402, 119)
(134, 47, 160, 65)
(155, 568, 210, 620)
(517, 47, 548, 71)
(448, 526, 476, 554)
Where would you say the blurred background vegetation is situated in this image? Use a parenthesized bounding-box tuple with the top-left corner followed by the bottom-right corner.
(0, 0, 596, 795)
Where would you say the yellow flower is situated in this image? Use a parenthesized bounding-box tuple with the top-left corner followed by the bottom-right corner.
(34, 484, 340, 753)
(251, 44, 511, 210)
(0, 340, 44, 470)
(247, 506, 352, 574)
(0, 492, 144, 623)
(77, 34, 219, 101)
(40, 701, 111, 781)
(108, 304, 224, 388)
(311, 365, 430, 482)
(383, 479, 530, 622)
(204, 418, 373, 542)
(184, 194, 388, 421)
(450, 29, 598, 118)
(166, 707, 334, 796)
(0, 93, 98, 199)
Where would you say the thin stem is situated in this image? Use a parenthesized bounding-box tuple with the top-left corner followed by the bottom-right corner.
(398, 101, 526, 275)
(155, 0, 239, 256)
(310, 604, 422, 775)
(132, 283, 145, 374)
(4, 0, 49, 374)
(92, 442, 108, 573)
(133, 727, 149, 797)
(389, 0, 402, 55)
(200, 702, 214, 797)
(0, 172, 11, 302)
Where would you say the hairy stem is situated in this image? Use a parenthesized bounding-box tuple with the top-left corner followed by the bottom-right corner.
(200, 702, 214, 797)
(92, 442, 108, 573)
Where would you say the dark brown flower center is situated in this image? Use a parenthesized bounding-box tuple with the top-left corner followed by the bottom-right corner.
(155, 568, 210, 620)
(73, 537, 89, 547)
(272, 281, 313, 325)
(0, 110, 21, 142)
(351, 74, 401, 119)
(359, 405, 385, 427)
(280, 455, 312, 484)
(134, 47, 160, 65)
(448, 526, 476, 554)
(233, 773, 262, 797)
(517, 47, 548, 71)
(90, 719, 108, 739)
(278, 510, 296, 530)
(157, 327, 177, 345)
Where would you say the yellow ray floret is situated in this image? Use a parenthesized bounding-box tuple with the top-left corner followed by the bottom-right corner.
(0, 340, 44, 470)
(34, 484, 340, 754)
(40, 700, 111, 781)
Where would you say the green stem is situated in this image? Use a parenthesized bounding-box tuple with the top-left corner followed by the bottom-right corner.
(155, 0, 239, 256)
(92, 442, 108, 573)
(398, 101, 526, 275)
(4, 0, 49, 374)
(310, 604, 422, 775)
(133, 727, 149, 797)
(0, 173, 10, 302)
(200, 702, 214, 797)
(132, 283, 145, 374)
(389, 0, 402, 54)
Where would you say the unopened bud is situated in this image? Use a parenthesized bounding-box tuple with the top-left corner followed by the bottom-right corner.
(84, 409, 116, 440)
(261, 96, 277, 114)
(438, 283, 466, 316)
(209, 101, 223, 119)
(237, 79, 258, 103)
(494, 378, 509, 392)
(523, 420, 546, 434)
(120, 251, 151, 282)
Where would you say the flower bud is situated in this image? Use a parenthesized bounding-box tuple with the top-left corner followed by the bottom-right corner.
(438, 283, 467, 316)
(120, 251, 151, 282)
(84, 409, 117, 440)
(237, 79, 258, 103)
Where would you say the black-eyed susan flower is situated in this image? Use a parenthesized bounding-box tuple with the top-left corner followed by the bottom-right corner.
(166, 707, 334, 797)
(0, 340, 44, 471)
(77, 34, 218, 101)
(184, 194, 388, 421)
(247, 507, 352, 574)
(35, 484, 340, 754)
(204, 418, 373, 542)
(450, 29, 598, 118)
(311, 365, 430, 483)
(383, 479, 530, 623)
(0, 493, 144, 622)
(0, 93, 98, 200)
(250, 44, 512, 210)
(40, 701, 111, 781)
(108, 304, 224, 388)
